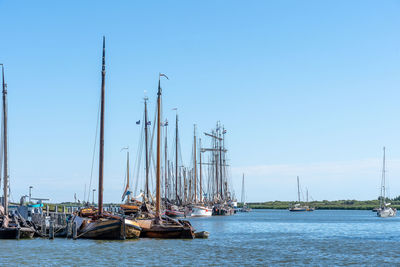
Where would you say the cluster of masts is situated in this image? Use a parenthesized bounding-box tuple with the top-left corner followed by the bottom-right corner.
(118, 91, 235, 211)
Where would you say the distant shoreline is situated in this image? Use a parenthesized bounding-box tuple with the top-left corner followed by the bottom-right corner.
(244, 200, 399, 210)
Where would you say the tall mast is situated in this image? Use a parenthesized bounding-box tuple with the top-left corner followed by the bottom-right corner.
(306, 188, 308, 204)
(98, 37, 106, 216)
(381, 146, 386, 207)
(1, 64, 8, 217)
(126, 150, 130, 202)
(241, 173, 245, 204)
(219, 126, 223, 200)
(215, 132, 218, 200)
(297, 176, 300, 203)
(175, 111, 178, 202)
(199, 138, 203, 203)
(194, 125, 197, 203)
(164, 119, 168, 200)
(144, 97, 149, 198)
(156, 74, 167, 218)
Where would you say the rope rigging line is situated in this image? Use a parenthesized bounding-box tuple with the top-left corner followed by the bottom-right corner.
(87, 96, 101, 203)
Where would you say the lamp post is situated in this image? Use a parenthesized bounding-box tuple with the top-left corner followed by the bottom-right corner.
(29, 186, 33, 203)
(92, 189, 96, 205)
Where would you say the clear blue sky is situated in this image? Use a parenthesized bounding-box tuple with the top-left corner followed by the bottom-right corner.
(0, 0, 399, 203)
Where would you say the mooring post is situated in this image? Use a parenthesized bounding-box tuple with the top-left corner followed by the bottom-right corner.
(72, 221, 77, 240)
(42, 219, 47, 236)
(120, 216, 126, 240)
(63, 205, 66, 214)
(55, 205, 58, 214)
(46, 205, 49, 216)
(49, 220, 54, 239)
(16, 228, 20, 240)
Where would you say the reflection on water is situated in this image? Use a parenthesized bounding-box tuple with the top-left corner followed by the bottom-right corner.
(2, 210, 400, 266)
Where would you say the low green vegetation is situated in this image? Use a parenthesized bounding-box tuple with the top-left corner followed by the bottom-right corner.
(241, 198, 400, 210)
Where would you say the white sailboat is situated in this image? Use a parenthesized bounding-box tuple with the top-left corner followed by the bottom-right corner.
(377, 147, 396, 218)
(190, 131, 212, 217)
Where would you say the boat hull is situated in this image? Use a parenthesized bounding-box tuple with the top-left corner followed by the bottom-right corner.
(0, 227, 35, 239)
(191, 206, 212, 217)
(137, 219, 195, 239)
(212, 206, 234, 216)
(289, 208, 307, 212)
(165, 210, 184, 218)
(377, 208, 397, 218)
(76, 217, 141, 240)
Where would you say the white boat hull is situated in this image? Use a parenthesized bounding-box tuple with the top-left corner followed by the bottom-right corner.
(191, 206, 212, 217)
(377, 207, 396, 218)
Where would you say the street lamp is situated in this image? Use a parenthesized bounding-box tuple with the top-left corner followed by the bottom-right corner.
(92, 189, 96, 205)
(29, 186, 33, 203)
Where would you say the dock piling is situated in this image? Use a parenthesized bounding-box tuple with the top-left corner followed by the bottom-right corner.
(72, 221, 77, 240)
(49, 220, 54, 239)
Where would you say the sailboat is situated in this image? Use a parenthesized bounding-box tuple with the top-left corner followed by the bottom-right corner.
(305, 188, 315, 211)
(289, 176, 307, 212)
(377, 147, 396, 218)
(191, 128, 212, 217)
(0, 64, 35, 239)
(239, 174, 251, 212)
(71, 37, 141, 240)
(120, 148, 141, 215)
(164, 118, 184, 218)
(136, 74, 195, 238)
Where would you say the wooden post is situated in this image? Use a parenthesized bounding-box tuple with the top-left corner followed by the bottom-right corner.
(46, 205, 49, 216)
(63, 205, 66, 214)
(120, 217, 126, 240)
(15, 228, 20, 240)
(55, 205, 58, 214)
(49, 220, 54, 239)
(72, 221, 77, 240)
(42, 220, 46, 236)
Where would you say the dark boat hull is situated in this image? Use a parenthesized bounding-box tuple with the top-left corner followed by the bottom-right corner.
(138, 219, 195, 239)
(0, 227, 35, 239)
(165, 210, 184, 218)
(76, 217, 141, 240)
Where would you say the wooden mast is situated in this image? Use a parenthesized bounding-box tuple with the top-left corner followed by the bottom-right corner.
(144, 97, 149, 199)
(1, 64, 8, 217)
(156, 74, 167, 218)
(214, 131, 218, 200)
(98, 36, 106, 216)
(199, 138, 202, 203)
(127, 150, 130, 202)
(164, 119, 168, 200)
(217, 124, 223, 200)
(175, 111, 178, 202)
(194, 125, 197, 203)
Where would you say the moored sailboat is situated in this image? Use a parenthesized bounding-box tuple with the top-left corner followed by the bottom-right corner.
(136, 74, 195, 238)
(239, 174, 251, 212)
(377, 147, 396, 218)
(0, 64, 35, 239)
(72, 37, 141, 240)
(289, 176, 307, 212)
